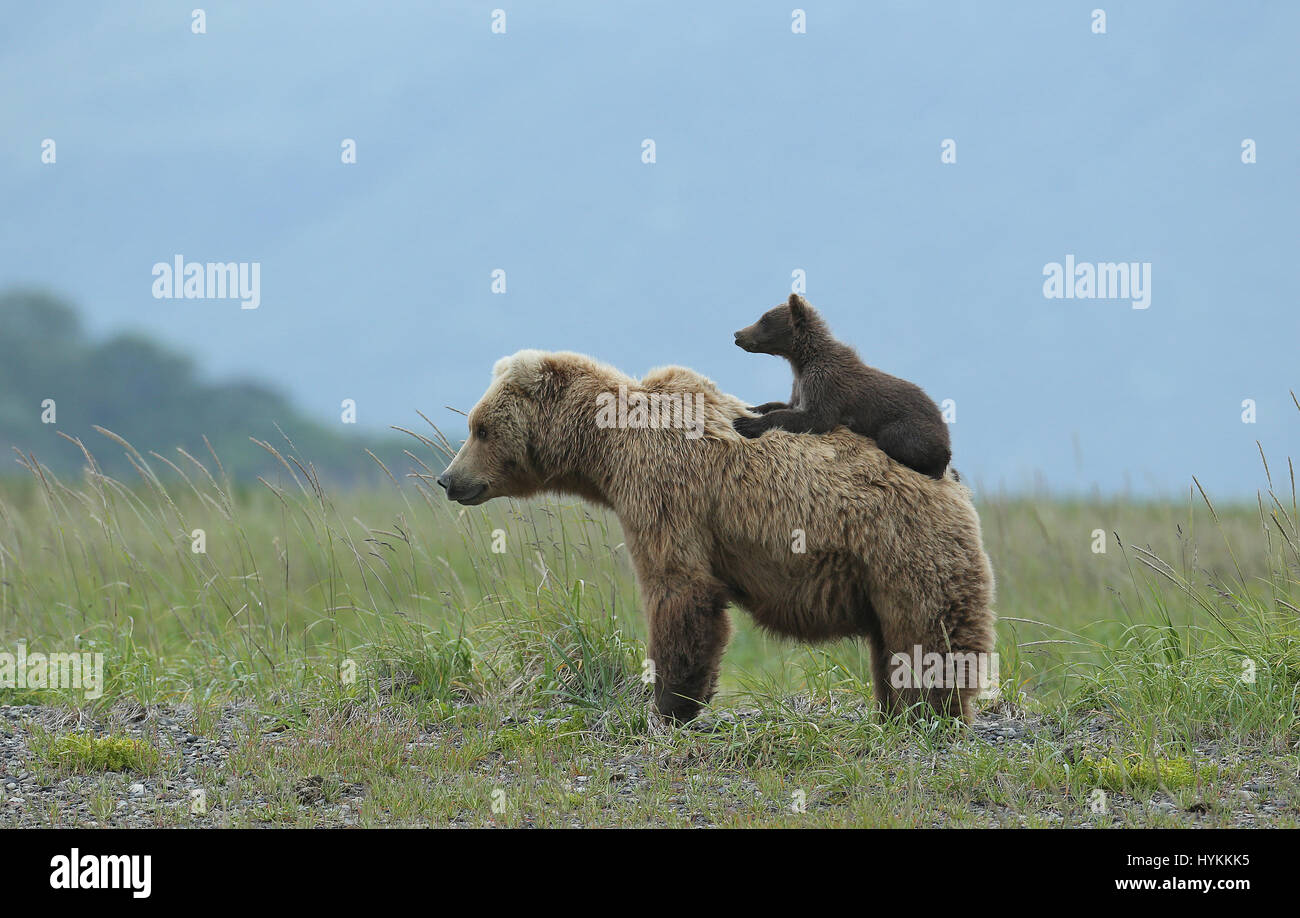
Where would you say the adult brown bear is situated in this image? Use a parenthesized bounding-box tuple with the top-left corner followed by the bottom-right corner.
(437, 350, 996, 723)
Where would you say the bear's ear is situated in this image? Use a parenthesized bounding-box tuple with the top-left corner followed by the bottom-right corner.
(496, 350, 568, 400)
(496, 350, 546, 388)
(787, 293, 811, 327)
(492, 355, 516, 379)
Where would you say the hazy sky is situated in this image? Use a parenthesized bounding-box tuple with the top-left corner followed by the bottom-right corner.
(2, 2, 1296, 497)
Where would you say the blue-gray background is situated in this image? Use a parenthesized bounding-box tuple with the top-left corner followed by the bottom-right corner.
(2, 1, 1296, 496)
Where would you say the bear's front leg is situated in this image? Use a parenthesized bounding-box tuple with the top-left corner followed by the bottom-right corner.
(748, 407, 834, 435)
(733, 407, 833, 438)
(643, 577, 731, 723)
(732, 414, 772, 438)
(749, 401, 789, 414)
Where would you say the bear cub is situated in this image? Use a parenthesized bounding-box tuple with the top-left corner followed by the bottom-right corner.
(732, 294, 952, 480)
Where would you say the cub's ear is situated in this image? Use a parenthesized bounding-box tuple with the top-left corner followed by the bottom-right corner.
(787, 293, 811, 326)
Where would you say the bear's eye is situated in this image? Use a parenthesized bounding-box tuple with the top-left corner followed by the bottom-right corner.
(476, 424, 489, 441)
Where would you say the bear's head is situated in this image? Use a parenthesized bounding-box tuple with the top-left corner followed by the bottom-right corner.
(733, 293, 819, 358)
(437, 349, 588, 505)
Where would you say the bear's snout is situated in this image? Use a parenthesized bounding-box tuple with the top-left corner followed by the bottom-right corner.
(437, 472, 487, 505)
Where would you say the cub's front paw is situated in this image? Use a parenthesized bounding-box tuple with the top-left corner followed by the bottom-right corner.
(732, 416, 767, 439)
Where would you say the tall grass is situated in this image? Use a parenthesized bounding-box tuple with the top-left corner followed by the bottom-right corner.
(0, 425, 644, 710)
(0, 411, 1296, 753)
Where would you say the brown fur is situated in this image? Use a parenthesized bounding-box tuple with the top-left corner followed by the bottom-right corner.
(438, 350, 996, 724)
(733, 294, 953, 479)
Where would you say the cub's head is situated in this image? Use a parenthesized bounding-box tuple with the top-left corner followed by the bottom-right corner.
(436, 350, 563, 505)
(733, 294, 819, 357)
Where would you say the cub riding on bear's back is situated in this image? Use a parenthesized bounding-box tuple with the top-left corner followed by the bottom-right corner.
(733, 294, 952, 480)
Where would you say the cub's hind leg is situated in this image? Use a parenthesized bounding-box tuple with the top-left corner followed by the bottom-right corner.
(872, 420, 951, 480)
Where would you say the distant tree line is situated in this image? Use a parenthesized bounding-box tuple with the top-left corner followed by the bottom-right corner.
(0, 289, 434, 486)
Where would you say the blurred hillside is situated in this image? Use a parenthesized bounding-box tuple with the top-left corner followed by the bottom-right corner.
(0, 289, 432, 484)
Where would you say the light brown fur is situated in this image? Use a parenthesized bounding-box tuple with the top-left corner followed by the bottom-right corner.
(438, 350, 996, 723)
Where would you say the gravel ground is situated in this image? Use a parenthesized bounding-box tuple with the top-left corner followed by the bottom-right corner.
(0, 701, 1292, 828)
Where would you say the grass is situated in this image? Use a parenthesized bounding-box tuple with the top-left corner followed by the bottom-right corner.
(1073, 754, 1216, 793)
(0, 417, 1297, 827)
(36, 732, 161, 775)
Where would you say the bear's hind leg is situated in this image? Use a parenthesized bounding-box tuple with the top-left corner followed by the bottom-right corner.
(924, 684, 975, 724)
(862, 606, 975, 724)
(860, 602, 906, 720)
(644, 576, 732, 723)
(872, 656, 973, 723)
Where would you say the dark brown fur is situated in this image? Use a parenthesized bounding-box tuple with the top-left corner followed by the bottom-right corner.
(733, 294, 952, 479)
